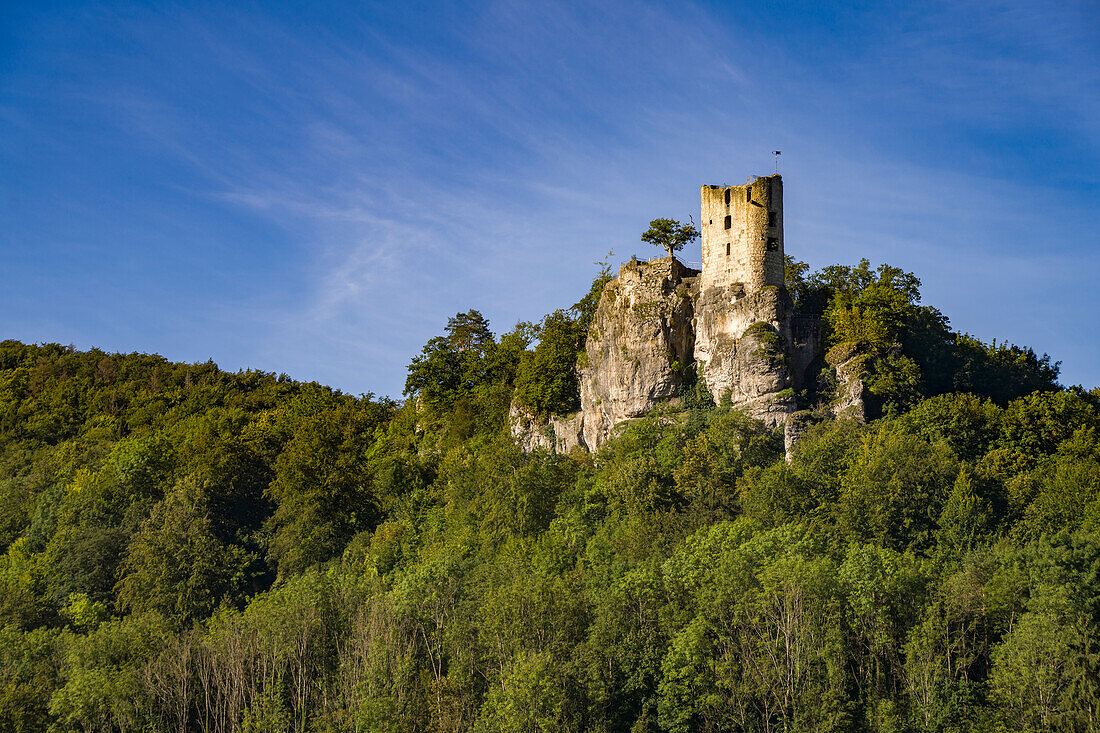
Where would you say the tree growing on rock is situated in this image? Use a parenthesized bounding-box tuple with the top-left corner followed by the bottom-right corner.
(641, 218, 699, 259)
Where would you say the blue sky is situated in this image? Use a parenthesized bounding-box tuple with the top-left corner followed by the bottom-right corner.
(2, 0, 1097, 398)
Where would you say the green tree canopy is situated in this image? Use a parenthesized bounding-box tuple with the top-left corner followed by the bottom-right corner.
(641, 218, 699, 259)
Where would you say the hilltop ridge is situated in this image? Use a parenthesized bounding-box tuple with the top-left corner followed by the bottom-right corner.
(514, 175, 832, 452)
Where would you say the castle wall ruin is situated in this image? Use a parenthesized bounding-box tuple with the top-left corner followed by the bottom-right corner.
(700, 175, 784, 293)
(511, 173, 820, 454)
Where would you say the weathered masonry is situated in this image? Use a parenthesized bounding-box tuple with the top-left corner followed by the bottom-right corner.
(700, 175, 784, 293)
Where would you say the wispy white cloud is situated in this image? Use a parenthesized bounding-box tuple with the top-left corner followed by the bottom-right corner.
(4, 0, 1094, 394)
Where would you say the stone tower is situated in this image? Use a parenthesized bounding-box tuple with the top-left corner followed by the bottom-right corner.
(510, 172, 826, 453)
(700, 174, 784, 293)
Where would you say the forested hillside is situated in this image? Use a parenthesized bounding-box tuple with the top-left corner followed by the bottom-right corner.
(2, 258, 1099, 732)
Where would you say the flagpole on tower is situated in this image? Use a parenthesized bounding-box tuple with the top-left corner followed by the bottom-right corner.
(772, 151, 781, 174)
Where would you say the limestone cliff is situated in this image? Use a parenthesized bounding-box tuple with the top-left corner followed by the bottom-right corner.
(576, 257, 697, 448)
(508, 403, 586, 453)
(693, 284, 797, 426)
(511, 256, 824, 452)
(511, 257, 697, 451)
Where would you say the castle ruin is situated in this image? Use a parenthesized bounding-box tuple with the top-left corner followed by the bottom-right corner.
(512, 173, 826, 453)
(700, 175, 784, 293)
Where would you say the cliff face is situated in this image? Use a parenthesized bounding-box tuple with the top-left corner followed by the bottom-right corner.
(511, 256, 825, 452)
(693, 284, 797, 426)
(508, 403, 586, 453)
(577, 257, 697, 448)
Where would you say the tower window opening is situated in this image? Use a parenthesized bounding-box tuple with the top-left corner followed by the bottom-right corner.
(768, 211, 777, 227)
(746, 187, 752, 202)
(726, 242, 731, 256)
(724, 189, 731, 205)
(766, 237, 779, 252)
(723, 215, 732, 229)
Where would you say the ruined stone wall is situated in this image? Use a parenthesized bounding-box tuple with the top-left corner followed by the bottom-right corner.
(700, 175, 784, 293)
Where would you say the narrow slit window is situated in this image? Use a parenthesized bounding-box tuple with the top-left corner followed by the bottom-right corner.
(726, 242, 731, 256)
(724, 189, 731, 205)
(724, 215, 732, 229)
(746, 186, 752, 202)
(766, 237, 779, 252)
(768, 211, 777, 227)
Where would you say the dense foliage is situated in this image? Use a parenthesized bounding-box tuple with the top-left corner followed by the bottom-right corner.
(1, 258, 1098, 732)
(785, 257, 1060, 415)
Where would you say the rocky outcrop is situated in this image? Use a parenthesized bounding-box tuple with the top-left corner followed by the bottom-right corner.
(577, 257, 697, 448)
(783, 410, 817, 462)
(693, 285, 797, 426)
(780, 343, 870, 461)
(509, 257, 698, 452)
(509, 403, 587, 453)
(509, 256, 830, 453)
(825, 342, 869, 422)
